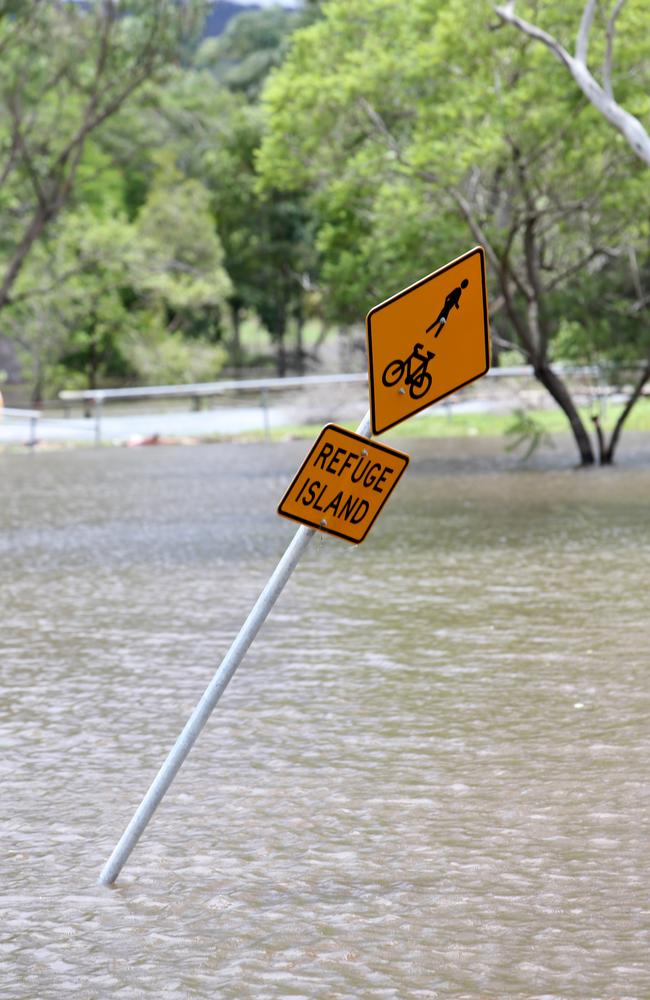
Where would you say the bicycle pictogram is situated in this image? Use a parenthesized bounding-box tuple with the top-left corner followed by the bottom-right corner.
(381, 342, 435, 400)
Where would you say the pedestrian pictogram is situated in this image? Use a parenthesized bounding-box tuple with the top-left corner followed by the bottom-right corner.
(367, 246, 490, 435)
(277, 424, 409, 544)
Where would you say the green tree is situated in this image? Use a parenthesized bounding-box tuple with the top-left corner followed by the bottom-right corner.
(6, 164, 232, 401)
(0, 0, 203, 316)
(163, 11, 319, 375)
(136, 67, 257, 367)
(195, 5, 303, 100)
(493, 0, 650, 462)
(135, 159, 232, 340)
(5, 211, 139, 401)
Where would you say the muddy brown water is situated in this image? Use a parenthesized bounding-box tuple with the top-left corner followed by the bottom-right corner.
(1, 436, 649, 999)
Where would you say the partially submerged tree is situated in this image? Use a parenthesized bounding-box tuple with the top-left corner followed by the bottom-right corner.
(259, 0, 649, 464)
(493, 0, 650, 462)
(4, 212, 138, 401)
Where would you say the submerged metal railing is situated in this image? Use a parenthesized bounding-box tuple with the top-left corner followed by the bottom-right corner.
(0, 405, 97, 447)
(59, 373, 369, 444)
(43, 363, 640, 447)
(59, 371, 368, 406)
(1, 406, 42, 447)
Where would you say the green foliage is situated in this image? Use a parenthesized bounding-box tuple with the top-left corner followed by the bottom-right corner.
(5, 210, 139, 397)
(552, 260, 650, 374)
(0, 0, 204, 287)
(4, 170, 231, 396)
(135, 158, 231, 318)
(124, 327, 227, 386)
(0, 2, 324, 391)
(259, 0, 478, 315)
(259, 0, 647, 311)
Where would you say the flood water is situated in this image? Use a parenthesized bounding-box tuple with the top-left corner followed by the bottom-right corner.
(1, 435, 649, 999)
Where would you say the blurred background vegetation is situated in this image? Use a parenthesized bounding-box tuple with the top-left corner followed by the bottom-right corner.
(0, 0, 648, 464)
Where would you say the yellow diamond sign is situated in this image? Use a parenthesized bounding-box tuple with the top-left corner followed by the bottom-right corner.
(366, 246, 491, 435)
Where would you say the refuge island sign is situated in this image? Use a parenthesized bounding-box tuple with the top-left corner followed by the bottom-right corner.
(278, 424, 409, 544)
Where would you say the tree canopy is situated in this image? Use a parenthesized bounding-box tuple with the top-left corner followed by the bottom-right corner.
(0, 0, 648, 464)
(259, 0, 650, 463)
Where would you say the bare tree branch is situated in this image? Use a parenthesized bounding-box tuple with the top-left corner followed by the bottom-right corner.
(494, 2, 650, 166)
(490, 331, 521, 353)
(576, 0, 598, 63)
(445, 186, 499, 269)
(542, 246, 611, 294)
(603, 354, 650, 461)
(0, 119, 20, 189)
(604, 0, 626, 98)
(7, 96, 49, 212)
(626, 243, 644, 302)
(357, 97, 415, 171)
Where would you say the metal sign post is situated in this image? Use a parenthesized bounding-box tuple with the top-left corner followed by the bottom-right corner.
(98, 410, 372, 885)
(99, 246, 491, 886)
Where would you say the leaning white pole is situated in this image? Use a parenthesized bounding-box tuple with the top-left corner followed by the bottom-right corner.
(99, 410, 372, 885)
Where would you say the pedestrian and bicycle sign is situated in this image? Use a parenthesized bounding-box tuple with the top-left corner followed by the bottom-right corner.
(366, 246, 490, 435)
(277, 424, 409, 543)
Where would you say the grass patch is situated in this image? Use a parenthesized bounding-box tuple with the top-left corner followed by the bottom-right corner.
(384, 397, 650, 440)
(265, 397, 650, 443)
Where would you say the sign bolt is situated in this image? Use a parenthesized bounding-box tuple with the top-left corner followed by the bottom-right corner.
(398, 388, 406, 395)
(320, 518, 327, 527)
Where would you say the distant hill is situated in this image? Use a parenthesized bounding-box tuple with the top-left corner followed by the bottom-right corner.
(203, 2, 261, 38)
(65, 2, 262, 40)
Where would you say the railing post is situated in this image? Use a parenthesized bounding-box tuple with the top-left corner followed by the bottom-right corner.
(94, 396, 103, 447)
(261, 388, 270, 440)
